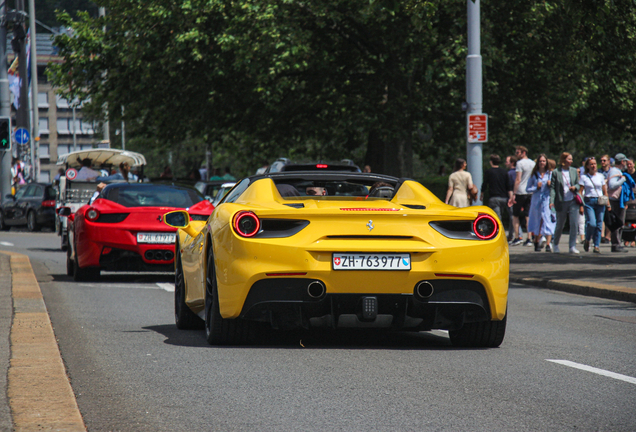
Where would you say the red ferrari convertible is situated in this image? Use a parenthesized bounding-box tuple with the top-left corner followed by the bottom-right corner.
(61, 183, 213, 281)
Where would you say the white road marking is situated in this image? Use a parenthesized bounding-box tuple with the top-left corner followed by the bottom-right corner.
(547, 360, 636, 385)
(157, 283, 175, 292)
(0, 241, 14, 246)
(80, 283, 164, 290)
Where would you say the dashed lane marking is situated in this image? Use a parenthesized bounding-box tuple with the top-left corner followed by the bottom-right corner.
(547, 359, 636, 385)
(157, 283, 175, 292)
(0, 241, 14, 246)
(78, 283, 169, 290)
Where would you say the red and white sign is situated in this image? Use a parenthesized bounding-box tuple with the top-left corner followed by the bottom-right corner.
(468, 114, 488, 143)
(65, 168, 78, 180)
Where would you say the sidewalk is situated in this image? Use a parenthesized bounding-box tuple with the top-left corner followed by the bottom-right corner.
(508, 234, 636, 303)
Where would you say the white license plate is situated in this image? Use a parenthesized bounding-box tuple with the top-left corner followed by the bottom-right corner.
(332, 253, 411, 270)
(137, 232, 176, 244)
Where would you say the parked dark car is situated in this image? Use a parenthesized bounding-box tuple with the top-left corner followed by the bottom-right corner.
(265, 158, 361, 173)
(0, 183, 57, 231)
(193, 180, 228, 201)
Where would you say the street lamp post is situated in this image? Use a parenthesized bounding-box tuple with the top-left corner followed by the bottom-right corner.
(28, 0, 39, 182)
(0, 3, 13, 198)
(72, 104, 77, 152)
(466, 0, 483, 205)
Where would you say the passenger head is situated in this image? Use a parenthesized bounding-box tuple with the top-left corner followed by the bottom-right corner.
(306, 187, 326, 196)
(119, 161, 130, 179)
(277, 184, 300, 198)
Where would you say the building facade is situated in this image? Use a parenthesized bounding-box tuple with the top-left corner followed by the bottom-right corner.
(9, 32, 102, 183)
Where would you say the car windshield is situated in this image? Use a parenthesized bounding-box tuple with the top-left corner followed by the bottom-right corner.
(104, 185, 204, 208)
(273, 178, 396, 200)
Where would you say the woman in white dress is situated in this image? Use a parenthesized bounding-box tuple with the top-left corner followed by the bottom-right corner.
(445, 158, 473, 208)
(526, 154, 556, 252)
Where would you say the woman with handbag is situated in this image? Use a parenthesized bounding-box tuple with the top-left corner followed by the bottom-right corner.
(579, 157, 610, 253)
(445, 158, 473, 208)
(550, 152, 581, 254)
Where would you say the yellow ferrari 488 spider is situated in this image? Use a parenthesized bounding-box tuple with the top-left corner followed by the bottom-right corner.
(164, 172, 508, 347)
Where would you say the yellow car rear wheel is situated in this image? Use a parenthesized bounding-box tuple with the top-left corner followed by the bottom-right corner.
(204, 249, 255, 345)
(449, 313, 507, 348)
(174, 248, 204, 330)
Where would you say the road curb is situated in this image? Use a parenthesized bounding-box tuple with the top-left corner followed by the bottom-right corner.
(510, 276, 636, 304)
(0, 251, 86, 431)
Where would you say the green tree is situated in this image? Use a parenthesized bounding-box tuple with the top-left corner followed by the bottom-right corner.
(48, 0, 636, 178)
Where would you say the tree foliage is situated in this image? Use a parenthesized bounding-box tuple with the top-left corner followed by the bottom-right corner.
(48, 0, 636, 178)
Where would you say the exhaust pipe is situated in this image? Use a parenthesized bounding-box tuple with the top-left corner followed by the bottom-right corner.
(307, 281, 326, 299)
(164, 251, 174, 261)
(145, 251, 155, 260)
(414, 281, 434, 300)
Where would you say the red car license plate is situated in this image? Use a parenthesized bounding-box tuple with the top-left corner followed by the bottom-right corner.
(137, 232, 176, 244)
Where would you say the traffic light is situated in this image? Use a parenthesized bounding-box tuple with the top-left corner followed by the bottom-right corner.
(0, 117, 10, 151)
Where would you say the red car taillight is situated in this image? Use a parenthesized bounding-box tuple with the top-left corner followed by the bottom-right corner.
(473, 214, 498, 240)
(233, 211, 260, 238)
(42, 200, 56, 207)
(86, 208, 100, 222)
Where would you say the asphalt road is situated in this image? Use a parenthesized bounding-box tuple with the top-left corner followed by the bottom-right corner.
(1, 230, 636, 431)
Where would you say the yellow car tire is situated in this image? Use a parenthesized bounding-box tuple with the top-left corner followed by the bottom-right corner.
(449, 313, 507, 348)
(174, 248, 204, 330)
(204, 250, 256, 345)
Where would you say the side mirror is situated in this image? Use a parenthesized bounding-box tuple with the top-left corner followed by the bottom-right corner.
(56, 207, 72, 217)
(164, 210, 189, 227)
(163, 210, 198, 237)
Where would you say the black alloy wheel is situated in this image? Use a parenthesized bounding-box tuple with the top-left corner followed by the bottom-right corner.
(204, 249, 254, 345)
(174, 247, 203, 330)
(27, 211, 41, 232)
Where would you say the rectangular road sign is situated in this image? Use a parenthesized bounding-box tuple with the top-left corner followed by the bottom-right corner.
(467, 114, 488, 143)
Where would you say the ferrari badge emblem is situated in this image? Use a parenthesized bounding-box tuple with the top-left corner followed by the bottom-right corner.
(366, 220, 374, 231)
(157, 215, 163, 222)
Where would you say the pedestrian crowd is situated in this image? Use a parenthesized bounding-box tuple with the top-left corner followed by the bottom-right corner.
(449, 146, 636, 254)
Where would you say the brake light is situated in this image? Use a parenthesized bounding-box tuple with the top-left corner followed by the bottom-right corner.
(233, 211, 260, 237)
(42, 200, 56, 207)
(86, 208, 100, 222)
(316, 164, 328, 168)
(473, 214, 498, 240)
